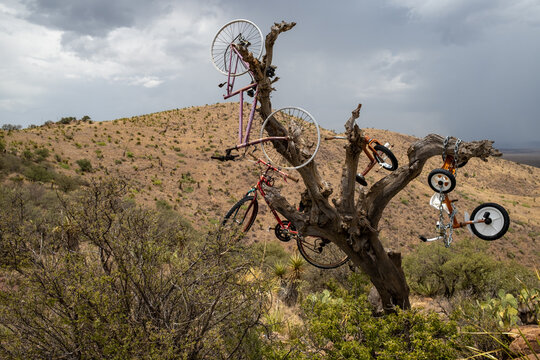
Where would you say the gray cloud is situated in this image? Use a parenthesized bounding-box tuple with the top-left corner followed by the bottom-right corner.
(1, 0, 539, 148)
(21, 0, 162, 36)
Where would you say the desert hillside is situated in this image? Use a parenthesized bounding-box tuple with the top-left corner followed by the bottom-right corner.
(2, 102, 539, 266)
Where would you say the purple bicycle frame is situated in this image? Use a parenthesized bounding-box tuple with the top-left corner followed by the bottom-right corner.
(222, 45, 287, 153)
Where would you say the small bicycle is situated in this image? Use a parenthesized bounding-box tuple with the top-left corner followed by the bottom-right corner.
(221, 157, 349, 269)
(324, 105, 398, 185)
(210, 19, 320, 170)
(421, 137, 510, 246)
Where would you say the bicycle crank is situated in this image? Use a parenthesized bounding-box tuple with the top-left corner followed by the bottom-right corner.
(274, 221, 295, 242)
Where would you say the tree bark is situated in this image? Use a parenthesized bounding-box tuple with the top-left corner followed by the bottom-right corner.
(236, 21, 502, 312)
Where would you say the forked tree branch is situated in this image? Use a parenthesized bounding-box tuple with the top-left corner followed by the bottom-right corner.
(365, 134, 502, 226)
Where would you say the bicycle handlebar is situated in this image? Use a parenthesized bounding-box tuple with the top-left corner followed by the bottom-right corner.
(211, 153, 239, 161)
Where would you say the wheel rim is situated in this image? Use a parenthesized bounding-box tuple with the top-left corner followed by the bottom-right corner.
(472, 206, 506, 237)
(223, 200, 256, 236)
(297, 236, 348, 269)
(430, 172, 452, 192)
(211, 19, 263, 76)
(260, 107, 320, 170)
(376, 153, 393, 169)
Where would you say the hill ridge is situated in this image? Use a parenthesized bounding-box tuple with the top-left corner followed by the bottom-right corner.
(2, 102, 539, 266)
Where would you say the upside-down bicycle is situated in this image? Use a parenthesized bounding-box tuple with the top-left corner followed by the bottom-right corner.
(210, 19, 320, 170)
(324, 105, 398, 185)
(220, 157, 349, 269)
(420, 137, 510, 246)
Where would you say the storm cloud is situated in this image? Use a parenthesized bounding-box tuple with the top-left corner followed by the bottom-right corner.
(1, 0, 539, 148)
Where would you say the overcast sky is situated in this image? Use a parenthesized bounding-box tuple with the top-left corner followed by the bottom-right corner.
(1, 0, 539, 148)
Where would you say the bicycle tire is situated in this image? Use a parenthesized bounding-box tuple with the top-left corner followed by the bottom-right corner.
(373, 144, 398, 171)
(296, 235, 349, 269)
(221, 195, 258, 238)
(210, 19, 263, 77)
(470, 202, 509, 241)
(427, 168, 456, 193)
(260, 107, 321, 170)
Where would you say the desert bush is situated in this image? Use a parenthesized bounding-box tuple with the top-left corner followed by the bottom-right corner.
(58, 116, 76, 124)
(23, 164, 54, 182)
(53, 173, 84, 192)
(1, 124, 21, 131)
(403, 238, 535, 298)
(0, 179, 271, 359)
(34, 147, 50, 161)
(76, 158, 92, 172)
(0, 153, 23, 174)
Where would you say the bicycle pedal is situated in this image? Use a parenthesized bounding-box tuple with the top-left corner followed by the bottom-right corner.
(355, 174, 368, 186)
(218, 82, 226, 88)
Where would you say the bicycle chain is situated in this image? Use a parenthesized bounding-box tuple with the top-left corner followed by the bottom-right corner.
(442, 136, 450, 162)
(453, 138, 462, 178)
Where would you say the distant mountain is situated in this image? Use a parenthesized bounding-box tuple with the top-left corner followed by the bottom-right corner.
(3, 102, 539, 267)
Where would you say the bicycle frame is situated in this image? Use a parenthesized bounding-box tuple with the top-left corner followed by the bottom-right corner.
(422, 156, 486, 243)
(220, 44, 288, 155)
(441, 195, 486, 230)
(325, 135, 390, 176)
(245, 158, 297, 233)
(359, 137, 387, 177)
(440, 154, 457, 175)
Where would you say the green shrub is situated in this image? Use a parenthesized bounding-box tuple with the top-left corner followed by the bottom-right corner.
(34, 148, 49, 162)
(1, 124, 21, 131)
(22, 149, 33, 160)
(76, 158, 92, 172)
(24, 164, 54, 182)
(53, 173, 83, 192)
(155, 198, 172, 211)
(403, 238, 535, 298)
(263, 287, 461, 359)
(0, 179, 270, 359)
(0, 153, 23, 173)
(58, 116, 76, 124)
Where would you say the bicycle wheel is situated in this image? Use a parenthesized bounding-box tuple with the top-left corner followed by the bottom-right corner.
(374, 144, 398, 171)
(297, 236, 349, 269)
(211, 19, 263, 77)
(221, 195, 258, 239)
(470, 202, 509, 241)
(260, 107, 321, 170)
(427, 168, 456, 193)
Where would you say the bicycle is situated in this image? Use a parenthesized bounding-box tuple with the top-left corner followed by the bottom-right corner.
(420, 137, 510, 246)
(221, 157, 349, 269)
(210, 19, 320, 170)
(324, 105, 398, 186)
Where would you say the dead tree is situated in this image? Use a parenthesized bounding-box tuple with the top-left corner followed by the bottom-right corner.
(237, 21, 501, 312)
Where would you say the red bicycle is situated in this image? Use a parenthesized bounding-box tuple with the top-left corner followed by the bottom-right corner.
(221, 157, 349, 269)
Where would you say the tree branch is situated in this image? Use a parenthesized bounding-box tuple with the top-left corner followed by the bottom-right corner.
(365, 134, 502, 226)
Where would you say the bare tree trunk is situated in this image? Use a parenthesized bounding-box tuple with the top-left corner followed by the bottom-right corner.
(236, 21, 502, 312)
